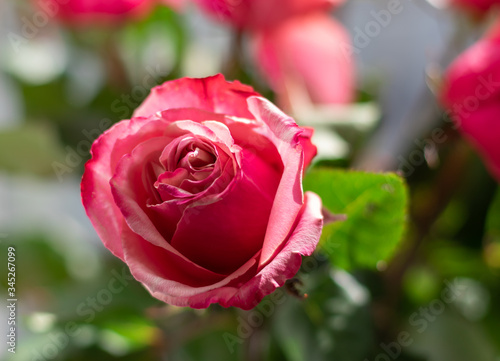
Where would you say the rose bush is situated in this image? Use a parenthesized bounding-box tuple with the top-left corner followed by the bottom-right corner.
(441, 19, 500, 181)
(81, 75, 323, 309)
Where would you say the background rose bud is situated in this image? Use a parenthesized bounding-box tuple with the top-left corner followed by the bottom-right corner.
(441, 19, 500, 180)
(448, 0, 500, 15)
(34, 0, 183, 26)
(252, 12, 355, 111)
(81, 74, 323, 309)
(195, 0, 343, 30)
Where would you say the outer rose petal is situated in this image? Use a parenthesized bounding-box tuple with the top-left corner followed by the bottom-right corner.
(133, 74, 260, 119)
(441, 34, 500, 108)
(449, 0, 500, 15)
(81, 116, 167, 260)
(299, 127, 317, 169)
(246, 96, 314, 267)
(195, 0, 343, 30)
(148, 191, 323, 309)
(252, 13, 355, 111)
(440, 19, 500, 181)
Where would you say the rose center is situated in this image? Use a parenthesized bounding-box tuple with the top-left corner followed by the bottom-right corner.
(178, 145, 216, 170)
(152, 137, 225, 202)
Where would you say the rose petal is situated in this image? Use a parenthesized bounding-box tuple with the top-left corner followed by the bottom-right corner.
(441, 35, 500, 108)
(49, 0, 156, 26)
(111, 137, 181, 242)
(121, 224, 227, 288)
(170, 146, 281, 274)
(246, 96, 313, 267)
(150, 191, 322, 309)
(133, 74, 260, 119)
(459, 104, 500, 180)
(298, 127, 317, 169)
(110, 138, 239, 283)
(194, 0, 343, 30)
(81, 116, 168, 260)
(449, 0, 499, 15)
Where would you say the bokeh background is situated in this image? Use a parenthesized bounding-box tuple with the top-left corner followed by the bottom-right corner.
(1, 0, 500, 360)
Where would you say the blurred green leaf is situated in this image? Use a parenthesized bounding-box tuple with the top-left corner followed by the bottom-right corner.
(407, 309, 497, 361)
(0, 124, 66, 176)
(426, 241, 494, 283)
(0, 235, 71, 291)
(403, 266, 441, 305)
(303, 168, 408, 270)
(101, 318, 158, 351)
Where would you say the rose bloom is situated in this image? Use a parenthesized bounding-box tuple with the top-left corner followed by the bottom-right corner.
(253, 12, 355, 110)
(35, 0, 183, 26)
(195, 0, 343, 30)
(81, 75, 323, 309)
(441, 19, 500, 180)
(194, 0, 355, 110)
(449, 0, 500, 15)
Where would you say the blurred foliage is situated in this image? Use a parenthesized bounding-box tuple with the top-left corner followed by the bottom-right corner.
(272, 265, 373, 361)
(0, 124, 66, 176)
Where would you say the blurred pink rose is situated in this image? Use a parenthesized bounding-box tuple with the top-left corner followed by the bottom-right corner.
(195, 0, 343, 30)
(253, 13, 355, 110)
(34, 0, 183, 26)
(195, 0, 355, 110)
(81, 75, 323, 309)
(449, 0, 500, 15)
(441, 20, 500, 180)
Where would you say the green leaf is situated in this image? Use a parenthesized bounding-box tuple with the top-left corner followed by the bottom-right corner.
(303, 168, 408, 270)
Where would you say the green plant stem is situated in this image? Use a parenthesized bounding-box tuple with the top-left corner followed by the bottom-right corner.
(375, 134, 473, 340)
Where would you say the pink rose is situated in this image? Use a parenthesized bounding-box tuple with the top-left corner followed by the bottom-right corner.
(36, 0, 183, 26)
(252, 13, 355, 110)
(194, 1, 355, 110)
(195, 0, 343, 30)
(441, 19, 500, 180)
(81, 75, 323, 309)
(449, 0, 500, 15)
